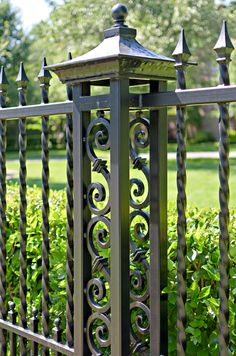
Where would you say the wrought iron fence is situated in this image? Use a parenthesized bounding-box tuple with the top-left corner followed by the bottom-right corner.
(0, 3, 235, 356)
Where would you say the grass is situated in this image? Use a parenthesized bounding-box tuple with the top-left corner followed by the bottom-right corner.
(168, 142, 236, 152)
(168, 158, 236, 208)
(6, 155, 236, 208)
(6, 141, 236, 160)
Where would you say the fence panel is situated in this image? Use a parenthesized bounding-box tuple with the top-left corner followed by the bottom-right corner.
(0, 3, 235, 355)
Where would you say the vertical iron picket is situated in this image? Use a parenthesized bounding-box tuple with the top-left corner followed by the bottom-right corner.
(53, 318, 62, 356)
(214, 21, 234, 355)
(65, 52, 74, 349)
(16, 62, 29, 356)
(8, 302, 17, 356)
(38, 58, 52, 356)
(30, 308, 39, 356)
(0, 66, 8, 356)
(172, 29, 191, 355)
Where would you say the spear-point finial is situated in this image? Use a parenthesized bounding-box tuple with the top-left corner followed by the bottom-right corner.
(38, 57, 52, 104)
(16, 62, 29, 87)
(55, 318, 61, 329)
(0, 66, 9, 108)
(112, 3, 128, 27)
(32, 308, 38, 318)
(66, 52, 73, 101)
(8, 301, 17, 324)
(8, 301, 15, 311)
(214, 20, 234, 62)
(172, 29, 191, 66)
(16, 62, 29, 106)
(53, 317, 62, 342)
(38, 57, 52, 84)
(0, 66, 9, 87)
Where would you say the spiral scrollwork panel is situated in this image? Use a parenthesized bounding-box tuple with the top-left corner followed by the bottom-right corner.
(130, 112, 150, 210)
(85, 109, 151, 353)
(85, 111, 111, 355)
(129, 111, 151, 352)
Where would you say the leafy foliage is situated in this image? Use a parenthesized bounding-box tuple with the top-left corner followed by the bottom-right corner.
(4, 185, 236, 351)
(0, 0, 30, 105)
(28, 0, 234, 92)
(167, 204, 236, 355)
(25, 0, 236, 138)
(6, 185, 67, 333)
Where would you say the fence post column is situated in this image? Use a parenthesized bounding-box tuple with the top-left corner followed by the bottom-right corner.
(110, 78, 130, 355)
(150, 80, 168, 356)
(72, 83, 91, 355)
(48, 3, 175, 354)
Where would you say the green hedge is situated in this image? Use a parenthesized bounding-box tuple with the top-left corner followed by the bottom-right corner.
(167, 205, 236, 355)
(4, 185, 236, 353)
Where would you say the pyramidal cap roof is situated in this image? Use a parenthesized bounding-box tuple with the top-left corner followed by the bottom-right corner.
(46, 3, 176, 82)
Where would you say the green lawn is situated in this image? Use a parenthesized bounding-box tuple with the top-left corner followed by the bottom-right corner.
(6, 156, 236, 208)
(168, 158, 236, 208)
(5, 141, 236, 160)
(168, 142, 236, 152)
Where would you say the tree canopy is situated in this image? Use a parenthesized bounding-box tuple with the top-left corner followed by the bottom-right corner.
(28, 0, 236, 91)
(4, 0, 236, 136)
(0, 0, 30, 104)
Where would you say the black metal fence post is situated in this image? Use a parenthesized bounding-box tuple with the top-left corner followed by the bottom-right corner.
(149, 80, 168, 356)
(72, 83, 91, 356)
(110, 78, 130, 355)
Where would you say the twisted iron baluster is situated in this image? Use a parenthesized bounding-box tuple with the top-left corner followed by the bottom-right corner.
(173, 29, 191, 355)
(214, 21, 234, 355)
(16, 62, 29, 356)
(0, 66, 8, 356)
(65, 52, 74, 348)
(38, 58, 51, 355)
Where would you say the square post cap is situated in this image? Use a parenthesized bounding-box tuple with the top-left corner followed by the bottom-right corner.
(46, 3, 176, 84)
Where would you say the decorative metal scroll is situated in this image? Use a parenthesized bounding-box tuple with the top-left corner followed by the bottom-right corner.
(129, 111, 150, 353)
(85, 109, 151, 353)
(86, 110, 111, 355)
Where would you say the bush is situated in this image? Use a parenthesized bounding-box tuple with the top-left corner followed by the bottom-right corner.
(167, 205, 236, 355)
(6, 184, 67, 334)
(4, 185, 236, 352)
(189, 130, 215, 144)
(229, 129, 236, 144)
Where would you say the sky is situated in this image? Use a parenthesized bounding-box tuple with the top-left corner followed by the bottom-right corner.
(10, 0, 63, 31)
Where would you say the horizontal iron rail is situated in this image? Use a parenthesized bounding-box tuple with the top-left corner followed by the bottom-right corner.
(0, 320, 74, 355)
(0, 101, 73, 119)
(79, 85, 236, 111)
(78, 94, 138, 110)
(0, 85, 235, 119)
(141, 85, 236, 108)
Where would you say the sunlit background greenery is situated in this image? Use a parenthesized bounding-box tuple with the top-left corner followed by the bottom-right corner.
(2, 0, 236, 207)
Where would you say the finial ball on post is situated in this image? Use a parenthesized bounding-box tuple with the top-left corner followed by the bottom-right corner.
(112, 3, 128, 26)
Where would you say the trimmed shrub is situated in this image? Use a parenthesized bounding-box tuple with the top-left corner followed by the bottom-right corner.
(4, 185, 236, 352)
(167, 205, 236, 355)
